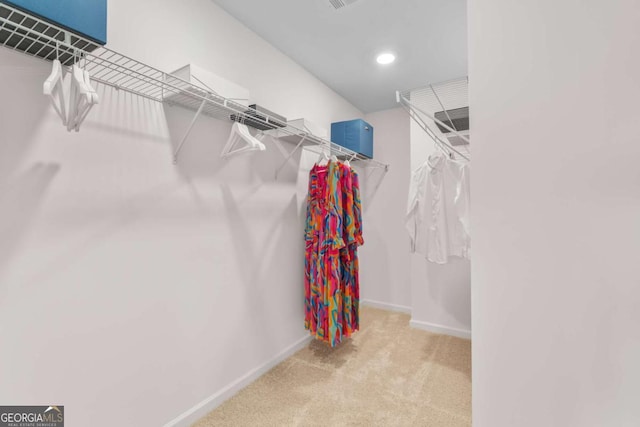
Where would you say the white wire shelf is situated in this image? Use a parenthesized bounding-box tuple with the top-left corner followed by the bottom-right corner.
(265, 127, 377, 160)
(397, 76, 469, 106)
(0, 2, 388, 170)
(0, 1, 100, 62)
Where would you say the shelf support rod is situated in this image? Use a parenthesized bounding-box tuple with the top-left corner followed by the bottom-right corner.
(274, 134, 308, 180)
(430, 84, 458, 133)
(408, 96, 471, 145)
(398, 93, 470, 161)
(173, 97, 208, 164)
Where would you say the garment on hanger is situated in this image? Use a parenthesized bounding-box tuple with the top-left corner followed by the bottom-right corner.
(304, 160, 363, 347)
(406, 162, 430, 255)
(451, 159, 470, 256)
(339, 164, 363, 334)
(406, 152, 470, 264)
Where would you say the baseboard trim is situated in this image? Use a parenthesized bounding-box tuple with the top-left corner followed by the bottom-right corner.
(410, 319, 472, 340)
(163, 334, 313, 427)
(360, 299, 412, 314)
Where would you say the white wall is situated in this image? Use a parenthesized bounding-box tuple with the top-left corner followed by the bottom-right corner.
(0, 1, 363, 426)
(408, 96, 472, 338)
(470, 0, 640, 426)
(359, 108, 412, 311)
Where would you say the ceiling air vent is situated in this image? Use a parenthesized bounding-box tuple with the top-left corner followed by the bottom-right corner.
(328, 0, 360, 10)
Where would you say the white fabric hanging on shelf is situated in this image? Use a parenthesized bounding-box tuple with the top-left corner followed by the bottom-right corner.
(453, 159, 471, 249)
(406, 161, 429, 255)
(406, 152, 470, 264)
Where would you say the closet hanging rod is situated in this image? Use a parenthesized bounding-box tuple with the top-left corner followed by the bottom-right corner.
(0, 2, 388, 170)
(266, 128, 387, 170)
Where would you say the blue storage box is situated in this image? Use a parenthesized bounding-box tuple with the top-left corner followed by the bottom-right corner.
(3, 0, 107, 45)
(331, 119, 374, 159)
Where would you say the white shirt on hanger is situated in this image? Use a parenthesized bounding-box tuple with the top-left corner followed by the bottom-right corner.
(406, 152, 470, 264)
(451, 159, 470, 258)
(406, 161, 430, 255)
(445, 156, 470, 260)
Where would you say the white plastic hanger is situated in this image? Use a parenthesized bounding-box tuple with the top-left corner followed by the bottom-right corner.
(221, 122, 266, 158)
(67, 50, 98, 132)
(316, 149, 330, 166)
(43, 41, 67, 126)
(344, 152, 357, 168)
(75, 66, 99, 128)
(77, 54, 99, 129)
(254, 131, 266, 143)
(66, 63, 85, 131)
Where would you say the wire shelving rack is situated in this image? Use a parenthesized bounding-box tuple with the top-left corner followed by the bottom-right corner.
(0, 2, 388, 170)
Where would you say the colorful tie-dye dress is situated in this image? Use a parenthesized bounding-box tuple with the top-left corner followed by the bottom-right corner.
(340, 165, 363, 335)
(304, 161, 363, 347)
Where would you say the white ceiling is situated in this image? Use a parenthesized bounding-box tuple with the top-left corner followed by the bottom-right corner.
(211, 0, 468, 113)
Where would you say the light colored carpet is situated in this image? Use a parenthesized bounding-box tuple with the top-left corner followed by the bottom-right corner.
(194, 307, 471, 427)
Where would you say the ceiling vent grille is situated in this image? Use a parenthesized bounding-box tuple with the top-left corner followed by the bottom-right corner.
(328, 0, 360, 10)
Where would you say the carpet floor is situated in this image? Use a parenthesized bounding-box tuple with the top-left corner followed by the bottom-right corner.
(194, 307, 471, 426)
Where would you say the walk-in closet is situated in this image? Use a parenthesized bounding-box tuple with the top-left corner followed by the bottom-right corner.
(1, 0, 639, 426)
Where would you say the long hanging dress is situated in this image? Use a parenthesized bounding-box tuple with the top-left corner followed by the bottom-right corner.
(304, 164, 326, 340)
(338, 163, 364, 337)
(348, 166, 364, 332)
(304, 161, 346, 347)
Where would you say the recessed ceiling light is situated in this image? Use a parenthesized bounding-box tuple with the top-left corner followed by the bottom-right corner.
(376, 53, 396, 65)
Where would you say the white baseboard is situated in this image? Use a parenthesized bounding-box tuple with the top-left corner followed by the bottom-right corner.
(410, 319, 472, 340)
(163, 334, 313, 427)
(360, 299, 412, 314)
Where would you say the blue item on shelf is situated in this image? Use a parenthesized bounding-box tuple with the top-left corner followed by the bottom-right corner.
(3, 0, 107, 45)
(331, 119, 374, 159)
